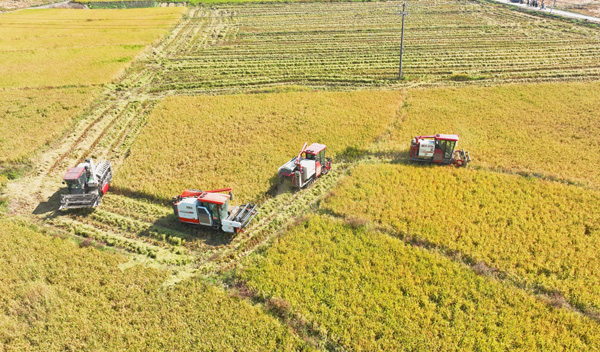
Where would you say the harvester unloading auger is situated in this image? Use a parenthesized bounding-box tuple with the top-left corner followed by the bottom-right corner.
(410, 134, 471, 167)
(171, 188, 258, 233)
(60, 158, 113, 210)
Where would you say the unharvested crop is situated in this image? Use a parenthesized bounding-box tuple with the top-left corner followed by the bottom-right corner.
(0, 87, 99, 162)
(115, 90, 402, 202)
(0, 8, 184, 163)
(0, 8, 184, 88)
(0, 218, 303, 350)
(373, 81, 600, 188)
(242, 215, 600, 351)
(324, 163, 600, 313)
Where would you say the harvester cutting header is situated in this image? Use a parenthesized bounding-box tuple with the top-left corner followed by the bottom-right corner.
(60, 158, 112, 210)
(410, 134, 471, 167)
(171, 188, 257, 233)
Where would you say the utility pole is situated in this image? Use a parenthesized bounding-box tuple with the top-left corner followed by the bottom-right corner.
(398, 3, 409, 80)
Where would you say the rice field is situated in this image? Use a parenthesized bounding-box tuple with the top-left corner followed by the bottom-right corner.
(1, 1, 600, 349)
(242, 215, 600, 351)
(372, 81, 600, 188)
(148, 1, 600, 94)
(114, 90, 403, 202)
(0, 8, 184, 88)
(0, 8, 183, 164)
(0, 218, 303, 350)
(0, 87, 99, 163)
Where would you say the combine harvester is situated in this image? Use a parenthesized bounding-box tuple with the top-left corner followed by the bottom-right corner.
(60, 158, 112, 210)
(278, 142, 332, 188)
(410, 134, 471, 166)
(171, 189, 257, 233)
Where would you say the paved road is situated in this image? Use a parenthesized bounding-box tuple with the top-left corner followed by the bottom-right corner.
(492, 0, 600, 23)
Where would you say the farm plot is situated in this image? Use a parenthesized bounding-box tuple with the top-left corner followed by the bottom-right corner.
(242, 215, 600, 351)
(0, 87, 99, 163)
(372, 81, 600, 188)
(148, 1, 600, 94)
(0, 218, 303, 350)
(0, 8, 183, 164)
(114, 90, 403, 203)
(323, 163, 600, 315)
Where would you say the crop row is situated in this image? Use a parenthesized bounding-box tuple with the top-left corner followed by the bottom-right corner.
(140, 1, 600, 93)
(242, 215, 600, 351)
(324, 163, 600, 314)
(0, 218, 303, 350)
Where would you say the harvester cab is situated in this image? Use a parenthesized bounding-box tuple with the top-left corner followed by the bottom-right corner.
(278, 142, 332, 188)
(410, 134, 471, 167)
(60, 158, 112, 210)
(171, 188, 258, 233)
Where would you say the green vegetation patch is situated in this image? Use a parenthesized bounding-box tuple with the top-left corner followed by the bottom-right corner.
(242, 215, 600, 351)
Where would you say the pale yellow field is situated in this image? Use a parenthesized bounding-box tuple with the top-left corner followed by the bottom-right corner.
(0, 87, 99, 162)
(115, 90, 403, 202)
(0, 8, 184, 163)
(373, 81, 600, 188)
(0, 8, 184, 88)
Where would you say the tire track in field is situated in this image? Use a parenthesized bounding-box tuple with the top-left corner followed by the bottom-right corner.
(4, 8, 194, 217)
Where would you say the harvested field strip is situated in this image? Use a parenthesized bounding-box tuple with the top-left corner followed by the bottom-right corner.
(242, 215, 600, 351)
(144, 1, 600, 93)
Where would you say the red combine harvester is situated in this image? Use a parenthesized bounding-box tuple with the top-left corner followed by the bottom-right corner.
(410, 134, 471, 167)
(171, 188, 257, 233)
(278, 142, 332, 188)
(60, 158, 112, 210)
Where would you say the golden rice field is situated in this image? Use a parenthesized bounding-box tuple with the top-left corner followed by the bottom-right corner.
(0, 218, 303, 350)
(324, 164, 600, 314)
(0, 87, 98, 162)
(0, 8, 184, 88)
(373, 81, 600, 188)
(115, 90, 402, 202)
(242, 215, 600, 351)
(0, 8, 183, 164)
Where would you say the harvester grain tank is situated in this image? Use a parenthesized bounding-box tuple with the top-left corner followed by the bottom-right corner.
(410, 134, 471, 166)
(171, 188, 257, 233)
(60, 158, 112, 210)
(278, 142, 332, 188)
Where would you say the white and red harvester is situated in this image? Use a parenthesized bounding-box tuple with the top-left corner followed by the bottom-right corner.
(410, 134, 471, 167)
(278, 142, 332, 188)
(60, 158, 112, 210)
(171, 188, 257, 233)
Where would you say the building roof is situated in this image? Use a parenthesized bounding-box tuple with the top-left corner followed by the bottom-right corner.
(63, 167, 85, 181)
(304, 143, 327, 155)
